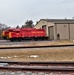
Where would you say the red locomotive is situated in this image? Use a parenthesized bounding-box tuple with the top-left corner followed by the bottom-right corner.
(2, 28, 48, 42)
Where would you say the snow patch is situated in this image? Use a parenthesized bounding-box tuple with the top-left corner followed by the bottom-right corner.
(14, 55, 18, 57)
(0, 55, 18, 59)
(29, 55, 39, 58)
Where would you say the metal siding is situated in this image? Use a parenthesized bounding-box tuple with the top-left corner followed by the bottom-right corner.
(45, 22, 54, 36)
(54, 24, 57, 40)
(56, 24, 69, 40)
(34, 20, 48, 29)
(70, 24, 74, 39)
(48, 26, 54, 40)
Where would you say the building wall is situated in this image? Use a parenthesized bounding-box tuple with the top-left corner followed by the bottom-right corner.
(46, 22, 54, 36)
(56, 24, 69, 40)
(54, 24, 57, 40)
(34, 20, 47, 29)
(48, 26, 54, 40)
(69, 24, 74, 39)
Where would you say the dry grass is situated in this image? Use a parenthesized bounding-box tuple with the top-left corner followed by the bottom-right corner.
(0, 48, 74, 61)
(0, 40, 74, 61)
(20, 40, 74, 46)
(0, 40, 74, 47)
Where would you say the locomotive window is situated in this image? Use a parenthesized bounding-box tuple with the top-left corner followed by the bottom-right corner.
(12, 29, 20, 32)
(9, 30, 13, 32)
(16, 31, 19, 33)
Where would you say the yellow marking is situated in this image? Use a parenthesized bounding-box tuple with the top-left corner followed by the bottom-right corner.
(32, 32, 43, 33)
(9, 32, 12, 38)
(2, 31, 5, 36)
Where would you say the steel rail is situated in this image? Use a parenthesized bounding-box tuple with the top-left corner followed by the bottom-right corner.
(0, 61, 74, 72)
(0, 61, 74, 66)
(0, 44, 74, 49)
(0, 66, 74, 72)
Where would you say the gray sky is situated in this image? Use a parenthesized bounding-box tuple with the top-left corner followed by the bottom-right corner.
(0, 0, 74, 27)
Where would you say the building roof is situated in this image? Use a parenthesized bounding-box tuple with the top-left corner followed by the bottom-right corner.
(41, 19, 74, 23)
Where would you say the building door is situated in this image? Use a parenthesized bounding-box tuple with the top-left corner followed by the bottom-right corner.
(48, 26, 54, 40)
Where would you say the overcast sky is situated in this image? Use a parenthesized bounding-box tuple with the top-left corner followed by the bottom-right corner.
(0, 0, 74, 27)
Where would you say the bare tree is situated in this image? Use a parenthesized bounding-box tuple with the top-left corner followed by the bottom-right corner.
(0, 23, 10, 38)
(16, 25, 20, 28)
(0, 23, 7, 30)
(21, 20, 35, 28)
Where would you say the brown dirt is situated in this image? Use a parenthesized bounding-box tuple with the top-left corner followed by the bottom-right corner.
(0, 40, 74, 61)
(1, 40, 74, 47)
(0, 47, 74, 61)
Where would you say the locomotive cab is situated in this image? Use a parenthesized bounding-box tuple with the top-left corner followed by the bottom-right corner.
(8, 29, 21, 42)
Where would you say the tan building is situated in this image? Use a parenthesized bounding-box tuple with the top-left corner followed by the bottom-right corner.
(34, 19, 74, 40)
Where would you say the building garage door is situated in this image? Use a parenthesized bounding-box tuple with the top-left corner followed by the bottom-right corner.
(48, 26, 54, 40)
(56, 24, 69, 40)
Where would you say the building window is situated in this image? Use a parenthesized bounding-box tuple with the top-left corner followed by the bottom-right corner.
(42, 25, 46, 31)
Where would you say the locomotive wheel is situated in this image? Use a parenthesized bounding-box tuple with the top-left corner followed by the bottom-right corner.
(34, 38, 38, 41)
(3, 36, 7, 40)
(18, 38, 21, 41)
(10, 38, 14, 42)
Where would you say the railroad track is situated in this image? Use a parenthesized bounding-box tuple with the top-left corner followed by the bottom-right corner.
(0, 40, 74, 74)
(0, 67, 74, 75)
(0, 66, 74, 72)
(0, 61, 74, 74)
(0, 44, 74, 50)
(1, 61, 74, 66)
